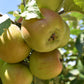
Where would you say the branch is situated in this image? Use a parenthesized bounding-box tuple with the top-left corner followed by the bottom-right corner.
(58, 10, 65, 15)
(0, 14, 2, 16)
(23, 0, 26, 7)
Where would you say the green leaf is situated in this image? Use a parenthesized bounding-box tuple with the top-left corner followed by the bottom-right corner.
(71, 78, 84, 84)
(21, 0, 43, 20)
(64, 72, 74, 78)
(69, 56, 77, 60)
(79, 73, 84, 79)
(63, 0, 84, 14)
(74, 0, 84, 10)
(75, 32, 84, 55)
(33, 77, 49, 84)
(70, 12, 84, 20)
(71, 29, 82, 35)
(8, 11, 14, 15)
(77, 59, 84, 73)
(63, 14, 77, 21)
(0, 14, 11, 35)
(14, 16, 21, 22)
(18, 3, 24, 13)
(69, 69, 79, 75)
(80, 56, 84, 65)
(63, 14, 78, 28)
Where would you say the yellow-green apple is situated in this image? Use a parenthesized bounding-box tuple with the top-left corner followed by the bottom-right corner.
(26, 0, 63, 11)
(0, 63, 33, 84)
(0, 24, 31, 63)
(21, 8, 65, 52)
(59, 21, 70, 47)
(29, 49, 63, 80)
(36, 0, 63, 11)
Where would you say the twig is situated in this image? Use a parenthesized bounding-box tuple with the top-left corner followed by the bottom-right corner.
(0, 14, 2, 16)
(23, 0, 26, 7)
(58, 10, 65, 15)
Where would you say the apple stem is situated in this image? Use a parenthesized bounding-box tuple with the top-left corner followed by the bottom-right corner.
(17, 17, 23, 23)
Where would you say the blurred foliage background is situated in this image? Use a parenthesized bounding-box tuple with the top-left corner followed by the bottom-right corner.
(59, 12, 84, 84)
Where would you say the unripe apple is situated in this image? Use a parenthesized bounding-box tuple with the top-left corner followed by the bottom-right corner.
(37, 0, 63, 11)
(0, 24, 31, 63)
(21, 8, 65, 52)
(29, 49, 63, 80)
(26, 0, 63, 11)
(0, 63, 33, 84)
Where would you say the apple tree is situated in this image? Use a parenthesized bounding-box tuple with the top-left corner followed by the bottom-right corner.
(0, 0, 84, 84)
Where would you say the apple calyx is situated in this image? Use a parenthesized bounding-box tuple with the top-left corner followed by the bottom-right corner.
(48, 33, 57, 41)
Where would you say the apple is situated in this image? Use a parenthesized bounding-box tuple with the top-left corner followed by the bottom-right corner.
(59, 21, 70, 47)
(0, 63, 33, 84)
(29, 49, 63, 80)
(21, 8, 65, 52)
(36, 0, 63, 11)
(26, 0, 63, 11)
(0, 24, 31, 63)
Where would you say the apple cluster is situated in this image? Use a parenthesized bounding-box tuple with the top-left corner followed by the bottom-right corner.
(0, 24, 33, 84)
(21, 8, 70, 80)
(0, 3, 70, 84)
